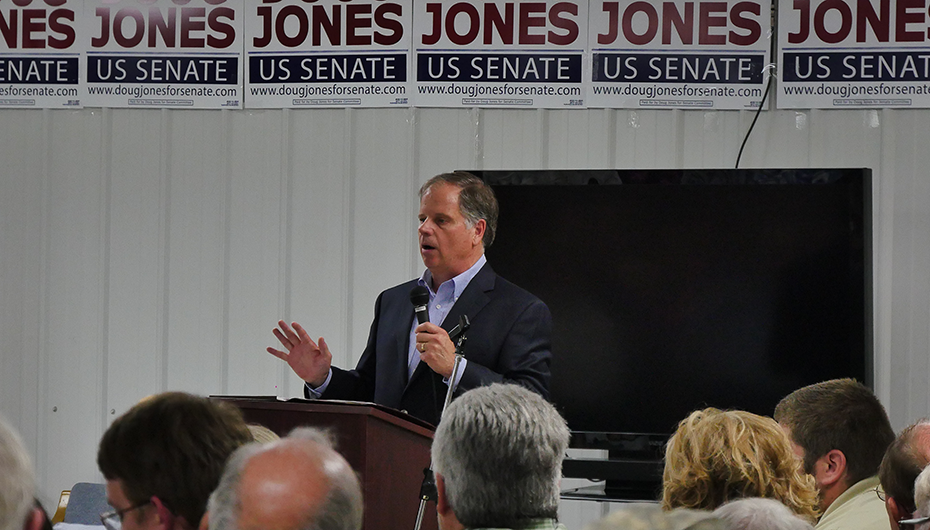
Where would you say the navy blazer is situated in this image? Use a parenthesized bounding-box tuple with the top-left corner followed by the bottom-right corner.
(310, 263, 552, 426)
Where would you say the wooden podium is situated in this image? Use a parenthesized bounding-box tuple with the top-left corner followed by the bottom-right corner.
(214, 397, 438, 530)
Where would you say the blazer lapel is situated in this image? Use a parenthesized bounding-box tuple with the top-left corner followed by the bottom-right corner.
(441, 263, 494, 336)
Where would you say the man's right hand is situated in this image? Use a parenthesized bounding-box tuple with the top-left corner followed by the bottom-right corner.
(267, 320, 332, 388)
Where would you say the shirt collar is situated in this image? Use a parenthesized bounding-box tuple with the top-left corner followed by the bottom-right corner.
(419, 254, 487, 298)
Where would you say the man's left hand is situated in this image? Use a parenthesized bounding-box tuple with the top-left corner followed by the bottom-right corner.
(415, 322, 456, 378)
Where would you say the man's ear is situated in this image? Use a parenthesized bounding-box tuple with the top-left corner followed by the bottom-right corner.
(150, 496, 181, 530)
(814, 449, 848, 487)
(472, 219, 486, 247)
(436, 473, 453, 517)
(198, 510, 210, 530)
(886, 496, 908, 526)
(24, 507, 45, 530)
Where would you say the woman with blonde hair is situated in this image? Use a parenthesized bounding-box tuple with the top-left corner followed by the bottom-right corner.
(662, 408, 820, 522)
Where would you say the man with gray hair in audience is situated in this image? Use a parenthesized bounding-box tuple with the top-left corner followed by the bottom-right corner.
(585, 504, 724, 530)
(0, 416, 47, 530)
(713, 498, 816, 530)
(205, 426, 362, 530)
(431, 383, 570, 530)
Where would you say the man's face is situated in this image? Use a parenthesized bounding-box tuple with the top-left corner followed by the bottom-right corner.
(105, 479, 159, 530)
(418, 183, 485, 286)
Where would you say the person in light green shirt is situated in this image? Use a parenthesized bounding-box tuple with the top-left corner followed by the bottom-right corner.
(431, 384, 569, 530)
(774, 379, 895, 530)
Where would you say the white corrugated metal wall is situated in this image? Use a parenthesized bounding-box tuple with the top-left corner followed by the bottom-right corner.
(1, 106, 928, 528)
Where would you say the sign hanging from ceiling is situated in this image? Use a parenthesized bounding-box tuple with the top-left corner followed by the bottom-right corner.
(778, 0, 930, 108)
(244, 0, 412, 108)
(83, 0, 244, 109)
(587, 0, 772, 110)
(0, 0, 82, 109)
(412, 1, 588, 108)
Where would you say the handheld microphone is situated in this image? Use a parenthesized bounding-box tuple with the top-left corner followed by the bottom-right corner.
(410, 286, 430, 325)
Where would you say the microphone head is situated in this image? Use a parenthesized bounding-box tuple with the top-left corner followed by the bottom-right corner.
(410, 285, 430, 307)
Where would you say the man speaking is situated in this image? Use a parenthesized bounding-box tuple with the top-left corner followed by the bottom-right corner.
(267, 172, 552, 426)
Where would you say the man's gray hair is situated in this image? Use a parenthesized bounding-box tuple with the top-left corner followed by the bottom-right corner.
(0, 416, 34, 530)
(584, 504, 726, 530)
(208, 427, 363, 530)
(713, 498, 815, 530)
(915, 465, 930, 530)
(431, 383, 569, 529)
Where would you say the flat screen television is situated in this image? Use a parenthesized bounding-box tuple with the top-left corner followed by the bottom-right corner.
(476, 169, 872, 449)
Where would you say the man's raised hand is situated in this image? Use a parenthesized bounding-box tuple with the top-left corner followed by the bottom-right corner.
(267, 320, 332, 387)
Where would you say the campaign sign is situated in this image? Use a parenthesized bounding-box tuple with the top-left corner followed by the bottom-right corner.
(778, 0, 930, 108)
(588, 0, 771, 109)
(413, 1, 587, 108)
(83, 0, 244, 109)
(245, 0, 412, 108)
(0, 0, 81, 108)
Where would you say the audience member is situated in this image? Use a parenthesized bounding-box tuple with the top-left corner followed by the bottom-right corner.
(585, 504, 725, 530)
(912, 465, 930, 530)
(879, 420, 930, 529)
(431, 383, 570, 530)
(0, 416, 47, 530)
(713, 498, 816, 530)
(97, 392, 252, 530)
(206, 427, 362, 530)
(662, 408, 819, 522)
(774, 378, 895, 530)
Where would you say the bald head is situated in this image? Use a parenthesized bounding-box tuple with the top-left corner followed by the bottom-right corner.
(208, 428, 362, 530)
(880, 420, 930, 519)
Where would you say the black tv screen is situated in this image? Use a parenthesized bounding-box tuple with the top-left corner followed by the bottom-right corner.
(478, 169, 871, 438)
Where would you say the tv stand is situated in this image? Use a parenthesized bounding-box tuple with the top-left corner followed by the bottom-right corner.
(561, 432, 666, 502)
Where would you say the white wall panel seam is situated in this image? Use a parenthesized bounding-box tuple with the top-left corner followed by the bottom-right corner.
(100, 108, 113, 430)
(875, 108, 894, 413)
(159, 109, 172, 392)
(221, 108, 232, 396)
(279, 109, 293, 398)
(407, 107, 420, 278)
(95, 108, 109, 481)
(900, 121, 916, 425)
(35, 107, 52, 492)
(343, 108, 356, 362)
